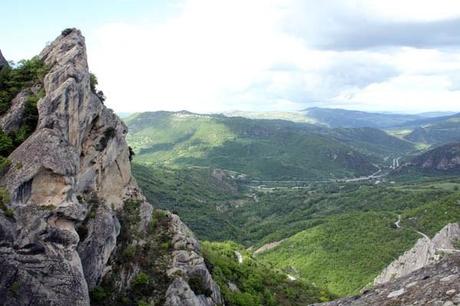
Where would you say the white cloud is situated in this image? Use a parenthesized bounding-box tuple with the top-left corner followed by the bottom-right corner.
(85, 0, 460, 114)
(87, 0, 296, 113)
(363, 0, 460, 22)
(335, 74, 460, 112)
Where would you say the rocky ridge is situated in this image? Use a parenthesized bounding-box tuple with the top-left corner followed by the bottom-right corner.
(410, 143, 460, 172)
(0, 49, 7, 69)
(314, 252, 460, 306)
(374, 223, 460, 285)
(0, 29, 222, 305)
(314, 223, 460, 306)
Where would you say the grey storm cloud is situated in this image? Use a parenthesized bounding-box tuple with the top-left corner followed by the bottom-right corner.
(232, 57, 399, 111)
(321, 60, 399, 88)
(282, 1, 460, 50)
(318, 17, 460, 50)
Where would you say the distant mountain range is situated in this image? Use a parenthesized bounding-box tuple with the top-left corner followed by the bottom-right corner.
(302, 107, 423, 128)
(124, 108, 460, 299)
(125, 111, 417, 180)
(226, 107, 459, 129)
(394, 142, 460, 177)
(401, 113, 460, 145)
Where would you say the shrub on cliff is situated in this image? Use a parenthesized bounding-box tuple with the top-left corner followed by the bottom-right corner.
(90, 72, 98, 93)
(0, 57, 48, 115)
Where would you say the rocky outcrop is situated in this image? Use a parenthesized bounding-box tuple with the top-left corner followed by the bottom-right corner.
(0, 49, 7, 69)
(0, 29, 221, 305)
(313, 223, 460, 306)
(0, 85, 41, 134)
(253, 239, 286, 255)
(165, 214, 223, 306)
(374, 223, 460, 285)
(314, 252, 460, 306)
(411, 143, 460, 172)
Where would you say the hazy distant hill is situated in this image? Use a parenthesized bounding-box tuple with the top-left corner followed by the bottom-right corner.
(402, 113, 460, 145)
(331, 127, 415, 157)
(225, 108, 429, 129)
(417, 111, 457, 118)
(224, 110, 316, 124)
(302, 107, 422, 128)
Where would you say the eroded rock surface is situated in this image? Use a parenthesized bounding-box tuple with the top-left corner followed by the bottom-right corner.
(0, 29, 222, 306)
(0, 49, 7, 69)
(313, 252, 460, 306)
(0, 87, 38, 134)
(374, 223, 460, 285)
(165, 214, 223, 306)
(314, 223, 460, 306)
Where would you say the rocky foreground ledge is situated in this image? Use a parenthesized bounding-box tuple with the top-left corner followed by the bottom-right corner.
(315, 252, 460, 306)
(314, 223, 460, 306)
(0, 29, 222, 306)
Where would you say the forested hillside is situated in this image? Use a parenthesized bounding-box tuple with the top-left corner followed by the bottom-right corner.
(126, 110, 460, 299)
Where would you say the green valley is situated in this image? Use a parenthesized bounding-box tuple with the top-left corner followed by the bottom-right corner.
(126, 111, 418, 181)
(125, 110, 460, 300)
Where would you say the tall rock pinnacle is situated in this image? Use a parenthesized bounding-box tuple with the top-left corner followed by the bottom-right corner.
(0, 29, 222, 306)
(0, 49, 7, 68)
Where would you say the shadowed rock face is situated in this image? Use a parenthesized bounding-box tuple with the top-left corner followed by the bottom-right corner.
(314, 253, 460, 306)
(374, 223, 460, 286)
(314, 223, 460, 306)
(0, 49, 7, 68)
(413, 143, 460, 171)
(0, 29, 222, 306)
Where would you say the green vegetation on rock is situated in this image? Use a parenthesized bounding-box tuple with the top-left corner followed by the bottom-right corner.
(0, 57, 48, 115)
(0, 56, 48, 157)
(92, 201, 172, 306)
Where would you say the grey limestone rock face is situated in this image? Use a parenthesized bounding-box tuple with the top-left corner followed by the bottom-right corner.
(374, 223, 460, 285)
(165, 214, 224, 306)
(314, 223, 460, 306)
(0, 49, 7, 69)
(0, 28, 222, 305)
(0, 87, 40, 134)
(314, 252, 460, 306)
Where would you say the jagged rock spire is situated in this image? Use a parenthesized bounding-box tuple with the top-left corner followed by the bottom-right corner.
(0, 29, 223, 306)
(0, 49, 8, 68)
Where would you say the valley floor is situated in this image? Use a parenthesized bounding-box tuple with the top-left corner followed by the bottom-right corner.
(133, 163, 460, 300)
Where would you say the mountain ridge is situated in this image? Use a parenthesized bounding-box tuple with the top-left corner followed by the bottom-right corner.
(126, 110, 418, 181)
(0, 29, 223, 306)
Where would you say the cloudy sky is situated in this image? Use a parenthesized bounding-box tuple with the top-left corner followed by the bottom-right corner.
(2, 0, 460, 113)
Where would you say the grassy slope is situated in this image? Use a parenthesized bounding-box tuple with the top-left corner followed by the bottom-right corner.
(228, 183, 447, 246)
(258, 191, 460, 296)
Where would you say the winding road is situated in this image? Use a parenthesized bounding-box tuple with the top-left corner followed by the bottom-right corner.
(393, 215, 430, 240)
(234, 251, 243, 264)
(394, 215, 401, 228)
